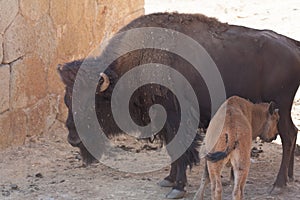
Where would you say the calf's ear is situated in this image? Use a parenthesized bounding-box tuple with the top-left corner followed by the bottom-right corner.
(268, 101, 276, 115)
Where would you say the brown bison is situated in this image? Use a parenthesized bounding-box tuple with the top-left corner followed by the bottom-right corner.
(58, 13, 300, 199)
(196, 96, 280, 200)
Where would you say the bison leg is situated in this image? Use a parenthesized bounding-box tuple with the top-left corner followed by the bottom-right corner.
(78, 143, 98, 166)
(166, 158, 187, 199)
(272, 116, 297, 191)
(159, 162, 177, 187)
(288, 127, 297, 182)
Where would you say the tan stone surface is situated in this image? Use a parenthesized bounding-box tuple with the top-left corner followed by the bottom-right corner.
(25, 99, 49, 136)
(34, 15, 58, 65)
(47, 94, 60, 129)
(9, 109, 28, 146)
(66, 0, 85, 25)
(0, 112, 11, 149)
(57, 96, 68, 123)
(20, 0, 49, 22)
(0, 0, 145, 149)
(0, 109, 28, 149)
(0, 35, 3, 63)
(3, 15, 36, 64)
(25, 95, 58, 136)
(0, 0, 19, 34)
(56, 23, 97, 61)
(11, 55, 47, 109)
(0, 65, 10, 113)
(50, 0, 67, 26)
(48, 60, 65, 95)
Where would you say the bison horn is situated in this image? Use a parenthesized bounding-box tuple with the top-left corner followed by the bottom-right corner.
(99, 72, 110, 92)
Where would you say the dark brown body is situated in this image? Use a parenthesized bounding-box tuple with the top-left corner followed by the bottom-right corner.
(58, 13, 300, 198)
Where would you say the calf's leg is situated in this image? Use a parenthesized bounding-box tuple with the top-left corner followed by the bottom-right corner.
(194, 162, 210, 200)
(231, 150, 250, 200)
(207, 161, 223, 200)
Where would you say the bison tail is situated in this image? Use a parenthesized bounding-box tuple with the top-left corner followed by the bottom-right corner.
(205, 150, 228, 163)
(205, 133, 238, 163)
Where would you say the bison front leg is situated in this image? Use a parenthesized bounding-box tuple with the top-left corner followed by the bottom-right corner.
(271, 116, 298, 193)
(159, 162, 177, 187)
(78, 143, 98, 166)
(166, 158, 188, 199)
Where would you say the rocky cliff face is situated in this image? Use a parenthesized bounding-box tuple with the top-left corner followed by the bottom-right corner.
(0, 0, 144, 148)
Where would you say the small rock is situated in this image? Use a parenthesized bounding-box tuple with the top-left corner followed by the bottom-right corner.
(10, 184, 18, 190)
(35, 173, 43, 178)
(141, 177, 151, 181)
(123, 174, 131, 178)
(2, 190, 10, 196)
(75, 154, 81, 160)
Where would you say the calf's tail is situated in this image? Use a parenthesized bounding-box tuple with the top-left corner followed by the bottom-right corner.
(205, 133, 238, 163)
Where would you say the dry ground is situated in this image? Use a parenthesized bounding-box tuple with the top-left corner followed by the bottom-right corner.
(0, 99, 300, 200)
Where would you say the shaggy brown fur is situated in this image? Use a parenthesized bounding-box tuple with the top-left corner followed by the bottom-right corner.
(196, 96, 279, 200)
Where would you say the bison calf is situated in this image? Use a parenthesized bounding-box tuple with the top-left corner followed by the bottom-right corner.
(197, 96, 279, 200)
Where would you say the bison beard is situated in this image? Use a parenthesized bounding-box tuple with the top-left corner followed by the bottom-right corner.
(58, 12, 300, 199)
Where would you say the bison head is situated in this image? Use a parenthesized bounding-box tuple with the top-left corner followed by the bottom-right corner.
(57, 59, 113, 165)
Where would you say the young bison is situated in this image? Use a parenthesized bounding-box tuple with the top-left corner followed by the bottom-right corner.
(196, 96, 279, 200)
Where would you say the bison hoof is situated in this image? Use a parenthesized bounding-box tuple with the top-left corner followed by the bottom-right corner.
(166, 189, 186, 199)
(268, 185, 285, 195)
(288, 176, 295, 182)
(158, 179, 176, 187)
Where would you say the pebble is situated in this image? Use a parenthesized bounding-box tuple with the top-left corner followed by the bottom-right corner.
(123, 174, 131, 178)
(10, 184, 18, 190)
(2, 190, 10, 196)
(35, 173, 43, 178)
(141, 177, 152, 181)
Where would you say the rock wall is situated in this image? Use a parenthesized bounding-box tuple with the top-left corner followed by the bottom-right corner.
(0, 0, 144, 149)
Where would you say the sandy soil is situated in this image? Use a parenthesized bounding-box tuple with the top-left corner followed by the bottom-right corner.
(0, 104, 300, 200)
(1, 1, 300, 200)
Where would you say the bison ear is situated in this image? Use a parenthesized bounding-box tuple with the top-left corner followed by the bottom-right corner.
(57, 64, 76, 86)
(268, 101, 276, 115)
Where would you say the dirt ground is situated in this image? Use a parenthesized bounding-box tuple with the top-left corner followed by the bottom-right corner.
(0, 99, 300, 200)
(1, 1, 300, 200)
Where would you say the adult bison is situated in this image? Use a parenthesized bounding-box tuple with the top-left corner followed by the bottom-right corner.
(58, 13, 300, 198)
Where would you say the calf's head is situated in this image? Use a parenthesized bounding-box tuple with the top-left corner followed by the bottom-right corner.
(259, 102, 280, 142)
